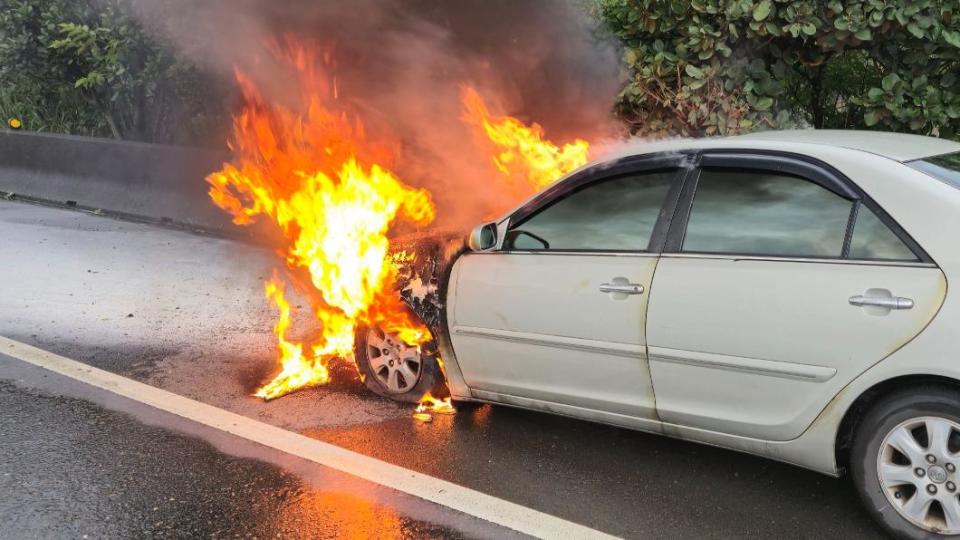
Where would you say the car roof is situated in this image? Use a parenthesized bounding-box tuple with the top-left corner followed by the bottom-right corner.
(501, 129, 960, 224)
(598, 130, 960, 163)
(734, 130, 960, 161)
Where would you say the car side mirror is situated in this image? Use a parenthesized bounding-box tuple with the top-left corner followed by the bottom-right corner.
(468, 222, 498, 252)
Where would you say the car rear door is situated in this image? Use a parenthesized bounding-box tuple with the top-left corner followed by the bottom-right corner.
(447, 156, 686, 419)
(646, 152, 946, 440)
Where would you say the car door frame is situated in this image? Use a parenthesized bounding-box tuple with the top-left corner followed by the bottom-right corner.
(644, 149, 943, 440)
(440, 151, 696, 424)
(661, 150, 934, 263)
(494, 151, 696, 253)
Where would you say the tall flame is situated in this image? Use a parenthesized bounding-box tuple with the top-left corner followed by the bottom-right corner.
(206, 40, 435, 400)
(461, 85, 590, 192)
(206, 41, 595, 404)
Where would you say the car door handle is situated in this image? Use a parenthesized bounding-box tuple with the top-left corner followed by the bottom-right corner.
(849, 295, 914, 310)
(599, 283, 645, 295)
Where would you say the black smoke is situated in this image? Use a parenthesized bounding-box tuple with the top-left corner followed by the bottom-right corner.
(135, 0, 622, 227)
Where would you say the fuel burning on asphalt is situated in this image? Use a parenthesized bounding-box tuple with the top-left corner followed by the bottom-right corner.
(204, 37, 594, 414)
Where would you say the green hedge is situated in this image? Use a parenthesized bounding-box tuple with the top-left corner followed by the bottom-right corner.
(595, 0, 960, 139)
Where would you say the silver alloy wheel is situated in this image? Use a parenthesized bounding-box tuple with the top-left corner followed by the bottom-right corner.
(878, 416, 960, 534)
(365, 327, 422, 394)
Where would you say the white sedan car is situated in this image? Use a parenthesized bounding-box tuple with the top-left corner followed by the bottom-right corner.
(357, 130, 960, 539)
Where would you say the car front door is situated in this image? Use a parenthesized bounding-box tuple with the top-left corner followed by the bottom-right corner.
(447, 157, 684, 419)
(646, 153, 947, 441)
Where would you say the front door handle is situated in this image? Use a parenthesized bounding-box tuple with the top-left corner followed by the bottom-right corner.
(599, 283, 645, 295)
(849, 295, 914, 310)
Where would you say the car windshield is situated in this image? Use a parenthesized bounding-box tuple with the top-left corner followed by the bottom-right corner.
(908, 151, 960, 189)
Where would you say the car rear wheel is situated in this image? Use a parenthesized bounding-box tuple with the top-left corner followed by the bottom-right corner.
(851, 386, 960, 539)
(354, 325, 441, 403)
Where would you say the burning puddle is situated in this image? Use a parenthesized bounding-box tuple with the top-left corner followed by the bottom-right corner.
(205, 39, 592, 417)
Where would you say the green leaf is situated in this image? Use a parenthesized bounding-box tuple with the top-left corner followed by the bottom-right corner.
(864, 110, 881, 127)
(881, 73, 901, 93)
(753, 0, 772, 22)
(854, 28, 871, 41)
(755, 96, 774, 111)
(944, 30, 960, 49)
(685, 64, 705, 79)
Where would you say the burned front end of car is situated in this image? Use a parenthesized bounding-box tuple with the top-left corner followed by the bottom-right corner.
(389, 231, 465, 338)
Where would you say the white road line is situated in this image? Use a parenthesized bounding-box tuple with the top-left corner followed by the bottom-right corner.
(0, 336, 617, 540)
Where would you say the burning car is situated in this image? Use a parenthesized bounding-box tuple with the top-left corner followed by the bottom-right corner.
(362, 130, 960, 539)
(352, 231, 463, 402)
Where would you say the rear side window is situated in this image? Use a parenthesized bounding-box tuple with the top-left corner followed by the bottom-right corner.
(683, 168, 920, 261)
(849, 206, 918, 261)
(682, 169, 852, 257)
(504, 170, 674, 251)
(909, 152, 960, 189)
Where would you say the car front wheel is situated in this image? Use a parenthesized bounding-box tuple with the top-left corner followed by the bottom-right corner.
(851, 386, 960, 539)
(353, 325, 441, 403)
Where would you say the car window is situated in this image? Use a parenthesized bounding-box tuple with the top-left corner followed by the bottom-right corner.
(683, 169, 853, 258)
(849, 206, 918, 261)
(504, 170, 674, 251)
(908, 152, 960, 190)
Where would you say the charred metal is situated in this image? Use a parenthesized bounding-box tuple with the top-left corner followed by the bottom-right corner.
(391, 231, 464, 338)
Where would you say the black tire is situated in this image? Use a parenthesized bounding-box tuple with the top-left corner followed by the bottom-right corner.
(354, 324, 443, 403)
(850, 385, 960, 539)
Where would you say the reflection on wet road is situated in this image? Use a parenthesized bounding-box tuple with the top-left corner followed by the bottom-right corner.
(308, 404, 886, 539)
(0, 380, 470, 539)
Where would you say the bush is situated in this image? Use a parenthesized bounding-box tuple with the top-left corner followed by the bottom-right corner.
(0, 0, 231, 144)
(594, 0, 960, 139)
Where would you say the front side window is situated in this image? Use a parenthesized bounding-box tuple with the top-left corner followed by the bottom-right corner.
(504, 170, 674, 251)
(683, 169, 853, 257)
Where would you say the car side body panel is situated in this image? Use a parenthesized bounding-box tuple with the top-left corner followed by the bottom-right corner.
(400, 134, 960, 476)
(753, 147, 960, 475)
(646, 257, 946, 441)
(447, 252, 660, 418)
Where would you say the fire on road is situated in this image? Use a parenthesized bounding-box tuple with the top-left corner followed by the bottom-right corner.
(204, 39, 591, 409)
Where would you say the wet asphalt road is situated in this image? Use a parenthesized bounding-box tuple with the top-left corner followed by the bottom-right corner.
(0, 201, 891, 538)
(0, 354, 503, 539)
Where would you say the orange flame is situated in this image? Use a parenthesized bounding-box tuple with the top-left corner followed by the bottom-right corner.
(413, 392, 456, 422)
(461, 85, 590, 192)
(262, 276, 330, 393)
(206, 41, 594, 405)
(206, 39, 435, 400)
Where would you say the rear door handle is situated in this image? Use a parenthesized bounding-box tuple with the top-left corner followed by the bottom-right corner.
(849, 295, 914, 310)
(599, 283, 645, 295)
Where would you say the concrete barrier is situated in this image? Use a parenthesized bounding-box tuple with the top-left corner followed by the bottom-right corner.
(0, 130, 240, 235)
